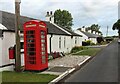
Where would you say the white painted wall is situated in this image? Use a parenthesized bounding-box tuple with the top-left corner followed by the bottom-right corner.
(76, 36, 82, 46)
(48, 35, 82, 53)
(0, 32, 15, 71)
(47, 35, 50, 53)
(2, 32, 15, 65)
(50, 35, 72, 53)
(0, 38, 2, 67)
(90, 38, 97, 44)
(93, 31, 96, 34)
(74, 30, 88, 41)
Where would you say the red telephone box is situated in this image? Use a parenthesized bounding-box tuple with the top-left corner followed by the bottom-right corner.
(24, 20, 48, 71)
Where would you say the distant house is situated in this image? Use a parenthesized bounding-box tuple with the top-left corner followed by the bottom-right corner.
(74, 27, 102, 44)
(0, 11, 82, 71)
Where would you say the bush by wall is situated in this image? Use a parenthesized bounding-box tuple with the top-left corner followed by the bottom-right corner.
(82, 40, 95, 46)
(71, 46, 88, 53)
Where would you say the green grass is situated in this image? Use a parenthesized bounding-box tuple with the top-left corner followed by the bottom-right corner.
(1, 71, 58, 83)
(73, 48, 101, 56)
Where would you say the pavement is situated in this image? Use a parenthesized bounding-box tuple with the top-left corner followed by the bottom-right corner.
(63, 40, 119, 82)
(85, 44, 108, 48)
(41, 55, 90, 76)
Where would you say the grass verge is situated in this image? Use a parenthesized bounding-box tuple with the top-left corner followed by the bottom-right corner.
(1, 71, 58, 83)
(72, 48, 101, 56)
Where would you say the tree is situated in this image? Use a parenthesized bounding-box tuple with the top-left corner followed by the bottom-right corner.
(86, 24, 101, 34)
(112, 19, 120, 38)
(54, 9, 73, 30)
(90, 24, 100, 33)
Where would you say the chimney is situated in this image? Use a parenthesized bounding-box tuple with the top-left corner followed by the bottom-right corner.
(96, 32, 98, 35)
(81, 28, 86, 32)
(45, 11, 54, 23)
(93, 31, 96, 34)
(47, 12, 49, 16)
(88, 30, 92, 33)
(50, 11, 53, 15)
(46, 11, 50, 22)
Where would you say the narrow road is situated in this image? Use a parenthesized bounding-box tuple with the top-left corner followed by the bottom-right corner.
(64, 40, 119, 82)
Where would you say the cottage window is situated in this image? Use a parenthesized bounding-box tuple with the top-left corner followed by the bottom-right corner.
(59, 37, 61, 49)
(64, 37, 66, 48)
(50, 17, 51, 21)
(20, 42, 24, 49)
(75, 37, 77, 44)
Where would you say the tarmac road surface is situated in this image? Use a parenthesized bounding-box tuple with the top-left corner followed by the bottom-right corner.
(63, 40, 119, 83)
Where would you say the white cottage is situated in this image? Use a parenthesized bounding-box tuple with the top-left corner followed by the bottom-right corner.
(74, 28, 102, 44)
(0, 11, 82, 71)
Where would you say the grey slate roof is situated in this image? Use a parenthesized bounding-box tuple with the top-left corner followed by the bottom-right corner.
(81, 31, 102, 38)
(0, 11, 72, 36)
(63, 27, 82, 37)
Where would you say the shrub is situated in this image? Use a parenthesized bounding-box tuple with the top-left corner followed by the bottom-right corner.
(71, 46, 81, 53)
(97, 37, 104, 43)
(86, 40, 92, 45)
(101, 41, 107, 45)
(79, 46, 88, 50)
(82, 40, 93, 46)
(90, 42, 95, 45)
(71, 46, 87, 53)
(82, 41, 88, 46)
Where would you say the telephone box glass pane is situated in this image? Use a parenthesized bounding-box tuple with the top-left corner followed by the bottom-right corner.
(27, 52, 36, 56)
(41, 32, 45, 35)
(41, 39, 45, 43)
(27, 44, 35, 47)
(29, 61, 36, 64)
(41, 35, 45, 38)
(27, 35, 35, 38)
(42, 52, 45, 55)
(27, 48, 35, 51)
(42, 56, 46, 64)
(29, 57, 36, 60)
(27, 39, 35, 43)
(42, 47, 45, 51)
(41, 44, 45, 47)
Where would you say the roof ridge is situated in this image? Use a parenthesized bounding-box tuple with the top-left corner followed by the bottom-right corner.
(1, 10, 40, 21)
(51, 23, 72, 35)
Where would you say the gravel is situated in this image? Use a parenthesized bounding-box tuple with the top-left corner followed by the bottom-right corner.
(48, 55, 90, 68)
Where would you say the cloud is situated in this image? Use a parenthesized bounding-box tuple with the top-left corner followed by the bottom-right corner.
(0, 0, 119, 36)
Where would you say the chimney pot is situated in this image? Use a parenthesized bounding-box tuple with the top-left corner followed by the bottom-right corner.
(50, 11, 52, 15)
(47, 12, 49, 16)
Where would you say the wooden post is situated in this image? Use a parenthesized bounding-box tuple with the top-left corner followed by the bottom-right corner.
(15, 0, 21, 72)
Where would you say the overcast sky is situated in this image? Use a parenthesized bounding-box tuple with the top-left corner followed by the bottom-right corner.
(0, 0, 119, 36)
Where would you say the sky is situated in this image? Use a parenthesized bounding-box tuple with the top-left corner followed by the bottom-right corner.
(0, 0, 119, 36)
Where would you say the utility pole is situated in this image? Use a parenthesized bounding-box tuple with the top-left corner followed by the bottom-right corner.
(106, 26, 109, 37)
(15, 0, 21, 72)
